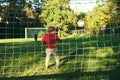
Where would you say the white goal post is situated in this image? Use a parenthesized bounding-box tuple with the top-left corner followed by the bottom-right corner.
(25, 28, 46, 39)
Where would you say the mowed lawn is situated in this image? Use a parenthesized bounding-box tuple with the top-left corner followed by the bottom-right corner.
(0, 34, 120, 80)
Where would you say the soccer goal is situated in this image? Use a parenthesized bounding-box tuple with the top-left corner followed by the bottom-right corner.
(25, 28, 46, 39)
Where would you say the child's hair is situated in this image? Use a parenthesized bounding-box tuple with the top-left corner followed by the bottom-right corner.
(48, 26, 58, 33)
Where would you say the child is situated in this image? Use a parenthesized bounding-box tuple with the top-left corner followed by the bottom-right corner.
(41, 26, 62, 70)
(33, 30, 38, 42)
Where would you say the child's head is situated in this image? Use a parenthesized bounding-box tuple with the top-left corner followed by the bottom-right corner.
(48, 26, 58, 33)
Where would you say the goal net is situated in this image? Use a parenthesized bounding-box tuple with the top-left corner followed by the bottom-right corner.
(25, 28, 46, 39)
(0, 0, 120, 80)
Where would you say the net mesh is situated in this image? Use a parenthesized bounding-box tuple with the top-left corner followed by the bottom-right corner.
(0, 0, 120, 80)
(25, 28, 46, 39)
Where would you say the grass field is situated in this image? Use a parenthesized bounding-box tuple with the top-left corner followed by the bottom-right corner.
(0, 34, 120, 80)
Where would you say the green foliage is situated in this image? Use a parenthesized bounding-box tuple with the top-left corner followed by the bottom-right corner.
(78, 12, 86, 20)
(84, 0, 117, 34)
(38, 31, 45, 38)
(0, 1, 43, 38)
(23, 5, 34, 19)
(40, 0, 77, 31)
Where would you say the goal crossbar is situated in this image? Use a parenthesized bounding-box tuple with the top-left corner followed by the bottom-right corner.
(25, 28, 46, 39)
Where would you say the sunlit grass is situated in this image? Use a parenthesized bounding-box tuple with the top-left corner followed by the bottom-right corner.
(0, 38, 41, 43)
(0, 34, 120, 80)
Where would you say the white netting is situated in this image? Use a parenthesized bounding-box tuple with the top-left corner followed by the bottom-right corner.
(0, 0, 120, 80)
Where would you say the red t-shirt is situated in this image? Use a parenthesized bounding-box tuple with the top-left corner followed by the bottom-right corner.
(41, 33, 62, 48)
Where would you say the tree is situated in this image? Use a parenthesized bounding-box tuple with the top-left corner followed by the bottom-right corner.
(0, 0, 27, 38)
(40, 0, 77, 32)
(84, 0, 117, 34)
(0, 0, 43, 38)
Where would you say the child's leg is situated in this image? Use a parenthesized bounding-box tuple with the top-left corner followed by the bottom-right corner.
(53, 49, 60, 68)
(34, 35, 37, 42)
(45, 49, 52, 69)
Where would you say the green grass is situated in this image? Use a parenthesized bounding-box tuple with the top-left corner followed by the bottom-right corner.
(0, 34, 120, 80)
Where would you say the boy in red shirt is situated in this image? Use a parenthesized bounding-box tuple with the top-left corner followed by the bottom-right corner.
(41, 26, 62, 70)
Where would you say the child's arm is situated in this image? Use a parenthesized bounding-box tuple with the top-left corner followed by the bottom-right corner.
(41, 35, 46, 44)
(56, 35, 62, 43)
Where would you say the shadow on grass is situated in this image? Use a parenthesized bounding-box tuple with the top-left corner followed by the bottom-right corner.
(60, 51, 76, 66)
(108, 63, 120, 80)
(6, 64, 120, 80)
(1, 69, 120, 80)
(0, 35, 120, 80)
